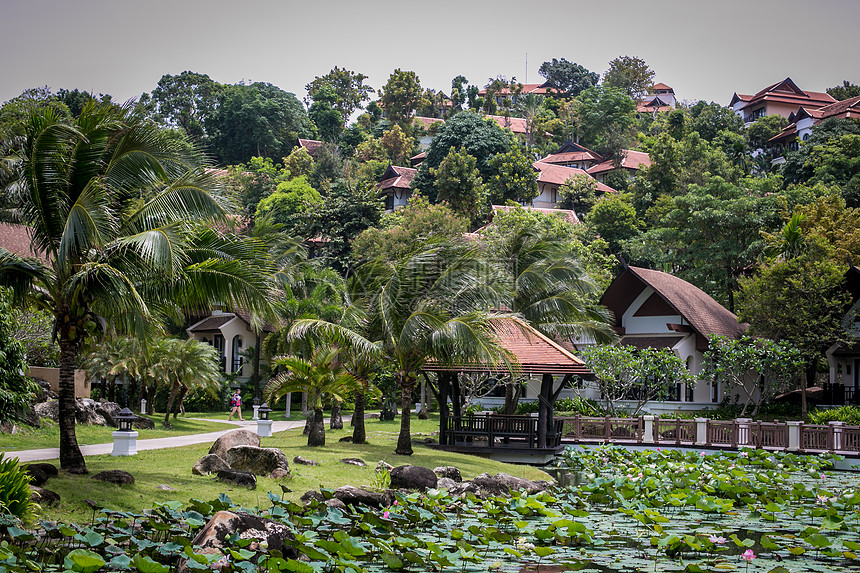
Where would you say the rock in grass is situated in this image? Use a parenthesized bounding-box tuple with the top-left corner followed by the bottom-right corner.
(333, 485, 394, 508)
(209, 429, 260, 459)
(340, 458, 366, 467)
(293, 455, 319, 466)
(433, 466, 461, 482)
(226, 446, 289, 476)
(300, 490, 325, 504)
(30, 486, 60, 506)
(92, 470, 135, 485)
(269, 468, 290, 480)
(217, 469, 256, 489)
(390, 465, 437, 490)
(193, 454, 231, 476)
(448, 473, 551, 498)
(25, 463, 58, 486)
(437, 477, 457, 490)
(156, 484, 177, 491)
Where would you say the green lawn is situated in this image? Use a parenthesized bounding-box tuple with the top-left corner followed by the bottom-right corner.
(27, 415, 551, 524)
(0, 416, 232, 451)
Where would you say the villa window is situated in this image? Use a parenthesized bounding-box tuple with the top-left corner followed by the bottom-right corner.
(231, 335, 244, 374)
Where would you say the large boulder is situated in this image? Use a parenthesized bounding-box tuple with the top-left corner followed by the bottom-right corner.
(95, 402, 122, 427)
(75, 398, 107, 425)
(390, 465, 438, 490)
(92, 470, 135, 485)
(30, 486, 60, 506)
(433, 466, 462, 482)
(226, 446, 290, 476)
(217, 469, 256, 489)
(181, 511, 297, 571)
(449, 473, 551, 498)
(133, 416, 155, 430)
(209, 429, 260, 459)
(25, 463, 58, 486)
(33, 400, 59, 423)
(333, 486, 394, 508)
(192, 454, 231, 476)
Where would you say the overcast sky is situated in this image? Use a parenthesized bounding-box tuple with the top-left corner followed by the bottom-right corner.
(2, 0, 857, 109)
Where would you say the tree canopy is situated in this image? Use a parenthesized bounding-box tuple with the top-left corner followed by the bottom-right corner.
(538, 58, 599, 97)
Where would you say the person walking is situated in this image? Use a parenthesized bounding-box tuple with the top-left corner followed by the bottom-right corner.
(228, 390, 244, 421)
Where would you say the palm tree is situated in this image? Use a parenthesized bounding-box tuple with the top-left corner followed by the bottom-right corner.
(265, 347, 362, 446)
(0, 102, 272, 473)
(357, 243, 514, 455)
(153, 338, 221, 427)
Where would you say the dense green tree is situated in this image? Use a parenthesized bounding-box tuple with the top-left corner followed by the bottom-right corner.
(153, 337, 221, 427)
(586, 193, 640, 253)
(225, 156, 289, 220)
(380, 69, 422, 127)
(573, 86, 636, 159)
(603, 55, 655, 100)
(255, 175, 322, 233)
(827, 80, 860, 101)
(431, 148, 489, 224)
(687, 101, 745, 142)
(487, 147, 538, 204)
(746, 114, 789, 150)
(0, 289, 40, 423)
(305, 67, 374, 125)
(538, 58, 599, 97)
(450, 75, 469, 112)
(379, 124, 413, 165)
(557, 173, 598, 217)
(307, 85, 343, 143)
(412, 111, 514, 202)
(0, 103, 273, 472)
(150, 71, 222, 141)
(208, 82, 312, 165)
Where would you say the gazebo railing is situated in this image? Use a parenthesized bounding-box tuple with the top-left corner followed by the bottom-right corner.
(444, 414, 564, 448)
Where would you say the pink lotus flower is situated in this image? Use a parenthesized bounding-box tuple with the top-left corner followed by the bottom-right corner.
(820, 473, 826, 479)
(382, 511, 390, 519)
(708, 535, 726, 544)
(393, 500, 399, 505)
(742, 549, 756, 562)
(700, 451, 706, 457)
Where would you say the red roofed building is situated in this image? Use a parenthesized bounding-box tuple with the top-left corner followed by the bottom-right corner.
(539, 141, 604, 170)
(587, 149, 652, 184)
(532, 161, 616, 209)
(377, 164, 417, 211)
(298, 138, 324, 158)
(637, 82, 676, 113)
(769, 95, 860, 159)
(730, 77, 836, 124)
(486, 114, 530, 136)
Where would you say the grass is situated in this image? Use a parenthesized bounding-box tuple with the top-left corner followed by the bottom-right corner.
(24, 415, 552, 524)
(0, 416, 233, 451)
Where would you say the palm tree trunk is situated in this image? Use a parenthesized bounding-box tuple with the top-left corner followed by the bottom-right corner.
(330, 402, 343, 429)
(58, 338, 87, 474)
(163, 382, 180, 428)
(537, 374, 553, 449)
(252, 333, 261, 400)
(352, 391, 366, 444)
(308, 408, 325, 446)
(174, 385, 188, 419)
(396, 374, 415, 455)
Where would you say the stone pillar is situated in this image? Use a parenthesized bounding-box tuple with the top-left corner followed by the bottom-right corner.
(786, 421, 802, 452)
(140, 399, 147, 415)
(695, 418, 708, 446)
(736, 418, 752, 446)
(252, 405, 260, 420)
(830, 421, 845, 451)
(257, 419, 273, 438)
(111, 431, 139, 456)
(642, 415, 655, 444)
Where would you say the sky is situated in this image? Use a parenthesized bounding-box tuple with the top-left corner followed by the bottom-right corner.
(2, 0, 858, 110)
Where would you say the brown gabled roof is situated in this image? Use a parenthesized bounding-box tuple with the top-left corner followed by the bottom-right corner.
(478, 83, 551, 97)
(0, 223, 47, 261)
(188, 315, 234, 333)
(487, 114, 529, 134)
(424, 318, 592, 376)
(409, 151, 427, 167)
(377, 165, 416, 195)
(736, 77, 836, 112)
(533, 161, 616, 194)
(652, 82, 673, 92)
(587, 150, 652, 175)
(601, 266, 747, 340)
(768, 96, 860, 145)
(298, 139, 324, 157)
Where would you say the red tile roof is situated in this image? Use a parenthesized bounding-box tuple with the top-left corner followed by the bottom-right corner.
(0, 223, 46, 261)
(768, 96, 860, 144)
(533, 162, 616, 194)
(540, 151, 603, 165)
(298, 139, 324, 157)
(377, 165, 417, 194)
(601, 266, 747, 341)
(478, 83, 552, 96)
(487, 115, 529, 134)
(652, 82, 673, 92)
(587, 150, 651, 175)
(424, 317, 592, 376)
(188, 314, 234, 333)
(735, 77, 836, 112)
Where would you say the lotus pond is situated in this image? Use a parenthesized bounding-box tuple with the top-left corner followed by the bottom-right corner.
(1, 446, 859, 572)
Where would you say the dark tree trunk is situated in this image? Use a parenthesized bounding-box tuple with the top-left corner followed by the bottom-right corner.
(450, 373, 462, 418)
(537, 374, 553, 449)
(303, 413, 312, 435)
(307, 408, 325, 447)
(108, 378, 116, 403)
(352, 391, 366, 444)
(174, 385, 188, 419)
(396, 375, 416, 455)
(58, 338, 87, 474)
(330, 402, 343, 429)
(437, 372, 450, 446)
(163, 382, 180, 428)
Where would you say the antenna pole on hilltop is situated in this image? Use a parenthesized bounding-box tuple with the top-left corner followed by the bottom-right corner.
(525, 52, 528, 84)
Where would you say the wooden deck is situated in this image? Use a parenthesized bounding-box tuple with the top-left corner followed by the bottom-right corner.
(433, 414, 565, 464)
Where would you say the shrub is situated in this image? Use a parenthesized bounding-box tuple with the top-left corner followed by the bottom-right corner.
(809, 405, 860, 425)
(554, 396, 606, 417)
(0, 455, 37, 525)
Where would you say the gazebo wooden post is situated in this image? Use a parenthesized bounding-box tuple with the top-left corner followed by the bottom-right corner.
(437, 372, 450, 446)
(537, 373, 553, 449)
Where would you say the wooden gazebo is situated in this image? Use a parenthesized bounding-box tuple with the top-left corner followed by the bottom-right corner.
(424, 318, 592, 463)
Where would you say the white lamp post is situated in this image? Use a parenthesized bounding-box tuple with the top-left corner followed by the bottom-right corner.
(256, 403, 273, 437)
(111, 408, 139, 456)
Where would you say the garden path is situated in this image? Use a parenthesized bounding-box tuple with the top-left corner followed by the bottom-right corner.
(10, 418, 310, 463)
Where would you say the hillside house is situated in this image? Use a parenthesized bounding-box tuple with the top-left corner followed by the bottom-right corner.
(532, 161, 616, 209)
(575, 266, 748, 411)
(768, 95, 860, 161)
(377, 164, 417, 211)
(730, 77, 836, 125)
(539, 141, 604, 170)
(637, 83, 677, 114)
(587, 149, 652, 184)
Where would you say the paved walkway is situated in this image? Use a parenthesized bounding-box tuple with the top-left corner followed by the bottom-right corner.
(7, 418, 308, 463)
